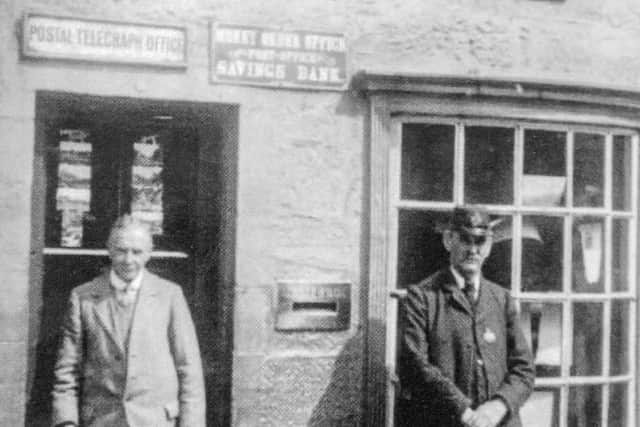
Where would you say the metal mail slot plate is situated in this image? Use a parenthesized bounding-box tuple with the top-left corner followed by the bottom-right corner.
(276, 281, 350, 331)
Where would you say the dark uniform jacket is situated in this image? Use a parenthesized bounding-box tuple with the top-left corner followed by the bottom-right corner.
(397, 268, 534, 427)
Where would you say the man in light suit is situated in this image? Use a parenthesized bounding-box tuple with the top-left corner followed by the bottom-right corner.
(398, 206, 534, 427)
(51, 215, 205, 427)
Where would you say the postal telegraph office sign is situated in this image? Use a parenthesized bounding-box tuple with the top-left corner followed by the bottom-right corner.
(210, 23, 347, 90)
(22, 13, 187, 67)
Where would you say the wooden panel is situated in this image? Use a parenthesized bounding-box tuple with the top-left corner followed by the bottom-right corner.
(365, 95, 391, 426)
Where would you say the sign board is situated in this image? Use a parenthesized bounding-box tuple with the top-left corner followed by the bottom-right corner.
(22, 13, 187, 67)
(210, 23, 347, 90)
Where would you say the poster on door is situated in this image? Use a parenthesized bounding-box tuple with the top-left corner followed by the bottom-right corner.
(131, 135, 164, 235)
(56, 134, 92, 247)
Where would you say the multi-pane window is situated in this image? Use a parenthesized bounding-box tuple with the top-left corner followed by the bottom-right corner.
(393, 119, 637, 427)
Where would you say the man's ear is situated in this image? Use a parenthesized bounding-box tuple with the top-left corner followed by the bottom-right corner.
(442, 230, 453, 251)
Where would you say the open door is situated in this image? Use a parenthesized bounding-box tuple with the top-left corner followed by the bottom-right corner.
(28, 92, 237, 427)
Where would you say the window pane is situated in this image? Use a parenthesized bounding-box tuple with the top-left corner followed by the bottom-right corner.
(401, 124, 454, 201)
(608, 383, 628, 427)
(523, 130, 566, 207)
(520, 302, 562, 377)
(573, 133, 604, 207)
(464, 126, 514, 205)
(610, 301, 630, 375)
(520, 388, 560, 427)
(396, 209, 451, 288)
(519, 216, 563, 292)
(612, 219, 630, 292)
(483, 216, 512, 289)
(613, 135, 632, 211)
(572, 216, 604, 293)
(572, 302, 603, 376)
(569, 385, 602, 427)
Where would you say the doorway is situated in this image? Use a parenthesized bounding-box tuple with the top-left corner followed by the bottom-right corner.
(27, 91, 238, 426)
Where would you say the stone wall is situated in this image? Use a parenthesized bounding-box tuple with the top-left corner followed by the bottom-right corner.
(1, 0, 640, 425)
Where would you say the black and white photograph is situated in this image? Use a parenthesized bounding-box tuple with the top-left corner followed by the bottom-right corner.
(2, 1, 640, 426)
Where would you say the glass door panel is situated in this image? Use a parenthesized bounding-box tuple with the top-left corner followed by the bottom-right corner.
(520, 215, 563, 293)
(571, 302, 603, 376)
(396, 209, 451, 288)
(573, 133, 605, 208)
(464, 126, 514, 205)
(572, 216, 605, 293)
(610, 300, 630, 375)
(612, 135, 633, 212)
(482, 216, 512, 289)
(523, 129, 567, 207)
(608, 383, 629, 427)
(401, 123, 455, 201)
(520, 388, 560, 427)
(569, 385, 602, 427)
(520, 302, 562, 377)
(612, 219, 630, 292)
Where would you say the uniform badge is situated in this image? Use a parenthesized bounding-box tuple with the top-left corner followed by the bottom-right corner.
(483, 328, 496, 344)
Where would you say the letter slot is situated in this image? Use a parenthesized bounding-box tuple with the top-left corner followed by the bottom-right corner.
(276, 281, 350, 331)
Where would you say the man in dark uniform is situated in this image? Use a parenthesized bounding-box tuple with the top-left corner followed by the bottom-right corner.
(398, 206, 534, 427)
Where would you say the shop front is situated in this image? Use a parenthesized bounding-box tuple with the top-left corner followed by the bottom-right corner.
(1, 1, 640, 426)
(357, 73, 640, 427)
(4, 6, 362, 426)
(27, 92, 238, 426)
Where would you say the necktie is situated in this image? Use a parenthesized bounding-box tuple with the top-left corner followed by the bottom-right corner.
(463, 283, 476, 305)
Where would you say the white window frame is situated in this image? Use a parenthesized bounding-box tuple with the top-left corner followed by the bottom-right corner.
(358, 72, 640, 427)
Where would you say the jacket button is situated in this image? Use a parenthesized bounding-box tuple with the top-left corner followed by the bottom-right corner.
(477, 359, 484, 366)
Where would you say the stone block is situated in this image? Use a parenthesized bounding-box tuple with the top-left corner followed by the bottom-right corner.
(0, 382, 26, 426)
(232, 355, 265, 390)
(233, 286, 273, 353)
(233, 388, 276, 427)
(0, 342, 28, 384)
(0, 309, 29, 343)
(0, 117, 35, 182)
(268, 330, 355, 356)
(0, 271, 30, 342)
(232, 354, 362, 426)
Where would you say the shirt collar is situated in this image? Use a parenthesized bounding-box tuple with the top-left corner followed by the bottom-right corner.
(449, 266, 479, 291)
(110, 269, 144, 292)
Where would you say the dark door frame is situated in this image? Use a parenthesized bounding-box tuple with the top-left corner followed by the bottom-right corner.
(28, 91, 238, 427)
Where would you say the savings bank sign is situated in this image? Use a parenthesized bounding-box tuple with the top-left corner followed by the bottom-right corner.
(210, 23, 347, 90)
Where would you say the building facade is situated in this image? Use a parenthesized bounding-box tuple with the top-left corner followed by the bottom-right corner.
(1, 0, 640, 426)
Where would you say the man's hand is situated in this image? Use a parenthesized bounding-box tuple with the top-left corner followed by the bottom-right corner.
(474, 399, 508, 426)
(461, 407, 490, 427)
(461, 407, 476, 426)
(461, 399, 507, 427)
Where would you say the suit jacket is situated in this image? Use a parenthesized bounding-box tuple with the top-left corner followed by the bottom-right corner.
(398, 268, 534, 427)
(51, 271, 206, 427)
